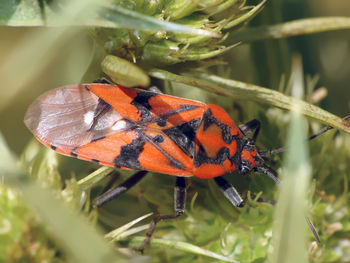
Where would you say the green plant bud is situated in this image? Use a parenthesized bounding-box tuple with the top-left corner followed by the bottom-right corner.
(101, 55, 150, 87)
(91, 28, 133, 57)
(169, 13, 217, 45)
(133, 0, 164, 15)
(143, 40, 233, 65)
(223, 0, 266, 30)
(163, 0, 200, 20)
(202, 0, 241, 16)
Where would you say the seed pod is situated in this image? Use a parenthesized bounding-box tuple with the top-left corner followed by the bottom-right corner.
(101, 55, 150, 87)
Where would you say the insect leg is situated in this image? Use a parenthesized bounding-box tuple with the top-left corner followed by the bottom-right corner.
(307, 115, 350, 141)
(93, 170, 148, 207)
(100, 171, 121, 194)
(239, 119, 261, 142)
(215, 176, 277, 207)
(214, 176, 244, 207)
(249, 193, 276, 205)
(139, 177, 186, 253)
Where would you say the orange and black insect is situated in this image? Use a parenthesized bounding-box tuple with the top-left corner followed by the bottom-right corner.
(24, 81, 314, 251)
(24, 83, 276, 179)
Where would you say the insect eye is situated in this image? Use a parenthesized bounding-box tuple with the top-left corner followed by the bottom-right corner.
(244, 139, 255, 150)
(240, 165, 250, 175)
(239, 161, 251, 175)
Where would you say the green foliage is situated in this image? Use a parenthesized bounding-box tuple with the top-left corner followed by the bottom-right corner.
(1, 0, 350, 262)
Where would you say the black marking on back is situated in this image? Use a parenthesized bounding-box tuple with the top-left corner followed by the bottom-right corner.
(70, 152, 78, 158)
(153, 104, 199, 129)
(144, 133, 186, 171)
(156, 118, 167, 127)
(202, 109, 236, 145)
(231, 137, 245, 169)
(192, 108, 244, 168)
(91, 135, 106, 143)
(163, 119, 201, 157)
(131, 91, 157, 120)
(91, 158, 100, 164)
(159, 104, 199, 121)
(168, 156, 186, 170)
(88, 98, 112, 132)
(114, 131, 146, 169)
(152, 135, 164, 144)
(51, 144, 57, 150)
(194, 145, 231, 168)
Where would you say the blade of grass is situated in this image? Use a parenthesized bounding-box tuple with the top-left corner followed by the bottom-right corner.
(0, 133, 127, 263)
(125, 236, 238, 263)
(224, 0, 267, 29)
(229, 17, 350, 43)
(98, 4, 220, 37)
(270, 55, 310, 263)
(77, 166, 114, 191)
(115, 224, 149, 240)
(149, 69, 350, 133)
(105, 213, 153, 241)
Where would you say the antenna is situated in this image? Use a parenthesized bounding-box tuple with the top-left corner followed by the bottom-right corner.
(259, 115, 350, 157)
(254, 166, 321, 243)
(254, 166, 280, 184)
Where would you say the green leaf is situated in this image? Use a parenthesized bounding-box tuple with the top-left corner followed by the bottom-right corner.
(224, 0, 267, 30)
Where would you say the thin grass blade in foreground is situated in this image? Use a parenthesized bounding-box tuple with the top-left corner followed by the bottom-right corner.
(229, 17, 350, 43)
(0, 133, 128, 263)
(77, 166, 115, 191)
(105, 213, 153, 241)
(125, 236, 238, 263)
(98, 4, 220, 37)
(149, 69, 350, 133)
(270, 56, 311, 263)
(0, 0, 98, 112)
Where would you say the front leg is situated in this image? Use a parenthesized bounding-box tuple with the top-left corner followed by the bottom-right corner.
(239, 119, 261, 142)
(94, 171, 148, 207)
(214, 176, 244, 207)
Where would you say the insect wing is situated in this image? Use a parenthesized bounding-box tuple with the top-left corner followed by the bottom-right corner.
(25, 84, 208, 176)
(24, 85, 126, 153)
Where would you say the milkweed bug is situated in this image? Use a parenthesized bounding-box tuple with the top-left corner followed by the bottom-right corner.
(25, 81, 339, 252)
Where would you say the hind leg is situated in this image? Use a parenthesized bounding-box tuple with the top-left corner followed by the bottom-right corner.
(138, 176, 186, 253)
